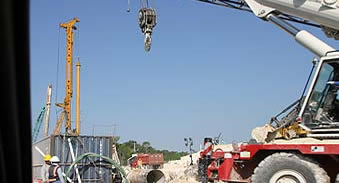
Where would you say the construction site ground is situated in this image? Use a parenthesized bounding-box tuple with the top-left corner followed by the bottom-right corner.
(123, 144, 234, 183)
(123, 138, 339, 182)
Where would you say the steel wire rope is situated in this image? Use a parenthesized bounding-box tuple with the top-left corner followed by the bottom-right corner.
(151, 0, 155, 9)
(77, 22, 80, 59)
(55, 27, 61, 124)
(139, 0, 144, 8)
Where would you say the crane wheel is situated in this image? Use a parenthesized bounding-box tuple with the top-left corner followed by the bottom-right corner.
(251, 152, 330, 183)
(197, 157, 210, 183)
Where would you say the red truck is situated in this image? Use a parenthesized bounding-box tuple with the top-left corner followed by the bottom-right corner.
(128, 153, 164, 169)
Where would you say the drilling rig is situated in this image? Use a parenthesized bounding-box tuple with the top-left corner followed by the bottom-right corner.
(53, 17, 81, 136)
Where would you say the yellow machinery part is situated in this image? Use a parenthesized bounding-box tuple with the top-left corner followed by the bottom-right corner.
(279, 122, 308, 140)
(54, 17, 79, 135)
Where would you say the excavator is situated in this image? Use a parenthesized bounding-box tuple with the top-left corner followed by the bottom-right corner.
(192, 0, 339, 182)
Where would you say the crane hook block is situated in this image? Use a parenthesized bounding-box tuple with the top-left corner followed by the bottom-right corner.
(138, 8, 157, 52)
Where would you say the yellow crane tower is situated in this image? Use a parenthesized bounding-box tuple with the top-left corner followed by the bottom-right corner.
(53, 17, 81, 136)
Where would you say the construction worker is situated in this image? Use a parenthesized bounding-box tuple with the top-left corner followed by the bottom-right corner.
(41, 154, 51, 183)
(112, 168, 122, 183)
(48, 156, 65, 183)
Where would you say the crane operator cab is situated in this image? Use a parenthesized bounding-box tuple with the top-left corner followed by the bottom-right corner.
(300, 53, 339, 136)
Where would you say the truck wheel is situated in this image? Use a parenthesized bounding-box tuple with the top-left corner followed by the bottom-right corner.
(198, 158, 209, 183)
(251, 152, 329, 183)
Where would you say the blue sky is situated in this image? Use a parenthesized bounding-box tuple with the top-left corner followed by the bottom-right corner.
(30, 0, 339, 151)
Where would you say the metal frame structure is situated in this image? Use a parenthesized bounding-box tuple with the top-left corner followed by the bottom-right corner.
(54, 17, 81, 135)
(196, 0, 320, 27)
(196, 0, 339, 40)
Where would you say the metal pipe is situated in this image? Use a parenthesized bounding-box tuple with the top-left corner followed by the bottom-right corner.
(75, 61, 81, 135)
(44, 85, 52, 137)
(267, 14, 335, 57)
(68, 138, 82, 183)
(62, 172, 74, 183)
(267, 14, 299, 36)
(295, 30, 335, 57)
(34, 146, 45, 157)
(127, 169, 165, 183)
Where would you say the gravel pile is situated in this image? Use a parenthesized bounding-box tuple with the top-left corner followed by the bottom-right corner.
(161, 153, 200, 183)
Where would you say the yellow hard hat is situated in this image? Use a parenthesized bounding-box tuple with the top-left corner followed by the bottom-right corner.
(44, 154, 51, 161)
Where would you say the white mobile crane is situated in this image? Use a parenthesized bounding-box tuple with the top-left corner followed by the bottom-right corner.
(194, 0, 339, 182)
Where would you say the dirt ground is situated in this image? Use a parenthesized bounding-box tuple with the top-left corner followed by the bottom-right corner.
(123, 144, 237, 183)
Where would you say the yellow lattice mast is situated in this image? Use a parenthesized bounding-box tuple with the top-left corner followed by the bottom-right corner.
(54, 17, 79, 135)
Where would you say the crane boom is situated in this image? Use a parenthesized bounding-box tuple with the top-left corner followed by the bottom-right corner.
(197, 0, 337, 57)
(32, 107, 46, 142)
(256, 0, 339, 30)
(33, 85, 52, 141)
(197, 0, 339, 40)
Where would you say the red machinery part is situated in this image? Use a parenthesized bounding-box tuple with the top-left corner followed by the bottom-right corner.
(200, 137, 214, 158)
(206, 143, 339, 182)
(239, 143, 339, 160)
(130, 154, 164, 168)
(207, 148, 239, 181)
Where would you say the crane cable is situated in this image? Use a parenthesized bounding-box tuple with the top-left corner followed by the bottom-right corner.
(139, 0, 145, 8)
(75, 21, 80, 61)
(55, 27, 61, 123)
(139, 0, 155, 8)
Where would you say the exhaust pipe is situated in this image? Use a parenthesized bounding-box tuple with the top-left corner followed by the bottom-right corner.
(127, 169, 165, 183)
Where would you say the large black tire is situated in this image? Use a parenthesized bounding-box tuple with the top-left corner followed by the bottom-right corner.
(251, 152, 330, 183)
(197, 158, 209, 183)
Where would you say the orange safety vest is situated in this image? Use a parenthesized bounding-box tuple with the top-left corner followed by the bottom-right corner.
(48, 165, 60, 182)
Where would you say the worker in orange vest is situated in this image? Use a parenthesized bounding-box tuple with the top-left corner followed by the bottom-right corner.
(48, 156, 65, 183)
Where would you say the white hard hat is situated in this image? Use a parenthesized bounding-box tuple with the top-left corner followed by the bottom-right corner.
(50, 156, 60, 163)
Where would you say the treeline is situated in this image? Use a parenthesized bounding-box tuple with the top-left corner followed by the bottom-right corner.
(113, 137, 188, 166)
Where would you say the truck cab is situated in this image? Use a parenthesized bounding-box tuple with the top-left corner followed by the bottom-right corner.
(128, 154, 138, 168)
(128, 153, 164, 169)
(301, 53, 339, 133)
(197, 53, 339, 183)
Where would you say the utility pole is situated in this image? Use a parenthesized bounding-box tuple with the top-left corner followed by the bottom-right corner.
(133, 141, 136, 152)
(184, 137, 194, 165)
